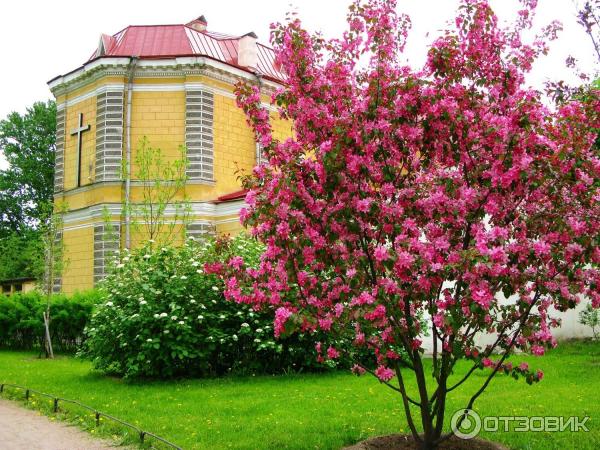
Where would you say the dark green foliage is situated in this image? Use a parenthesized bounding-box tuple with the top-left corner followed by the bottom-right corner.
(0, 101, 56, 237)
(0, 290, 101, 352)
(0, 229, 44, 281)
(0, 100, 57, 284)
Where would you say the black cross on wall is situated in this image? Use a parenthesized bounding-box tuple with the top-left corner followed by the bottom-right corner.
(70, 113, 91, 188)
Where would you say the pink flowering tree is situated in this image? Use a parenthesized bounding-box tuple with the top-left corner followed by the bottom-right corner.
(212, 0, 600, 448)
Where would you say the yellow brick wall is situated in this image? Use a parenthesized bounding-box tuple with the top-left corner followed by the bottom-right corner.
(212, 94, 255, 195)
(129, 90, 186, 172)
(63, 97, 96, 190)
(62, 225, 94, 293)
(54, 74, 290, 294)
(59, 185, 122, 211)
(216, 218, 244, 236)
(272, 112, 294, 143)
(128, 221, 187, 248)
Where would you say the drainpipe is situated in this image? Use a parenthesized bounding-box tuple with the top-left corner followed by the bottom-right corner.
(125, 56, 138, 249)
(254, 72, 264, 164)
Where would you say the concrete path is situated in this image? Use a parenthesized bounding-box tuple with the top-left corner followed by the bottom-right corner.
(0, 399, 117, 450)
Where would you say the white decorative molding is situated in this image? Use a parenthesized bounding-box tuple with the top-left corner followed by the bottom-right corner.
(94, 223, 121, 284)
(186, 88, 214, 180)
(214, 217, 243, 225)
(56, 84, 125, 110)
(64, 221, 120, 232)
(62, 200, 246, 225)
(55, 80, 276, 112)
(49, 58, 281, 103)
(95, 89, 124, 181)
(54, 108, 66, 192)
(214, 200, 246, 216)
(55, 178, 217, 198)
(186, 221, 216, 240)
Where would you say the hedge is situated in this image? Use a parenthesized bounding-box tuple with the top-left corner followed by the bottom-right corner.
(0, 290, 101, 352)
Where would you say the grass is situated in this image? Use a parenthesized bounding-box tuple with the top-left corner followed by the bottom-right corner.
(0, 340, 598, 449)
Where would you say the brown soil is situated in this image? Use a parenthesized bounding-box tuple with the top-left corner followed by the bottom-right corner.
(344, 434, 510, 450)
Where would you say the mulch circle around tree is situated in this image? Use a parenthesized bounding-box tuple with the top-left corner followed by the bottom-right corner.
(344, 434, 509, 450)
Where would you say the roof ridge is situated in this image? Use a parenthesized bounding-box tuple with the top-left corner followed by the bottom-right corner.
(124, 23, 185, 28)
(184, 25, 241, 40)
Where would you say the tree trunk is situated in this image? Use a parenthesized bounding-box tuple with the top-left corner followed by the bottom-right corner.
(43, 309, 54, 359)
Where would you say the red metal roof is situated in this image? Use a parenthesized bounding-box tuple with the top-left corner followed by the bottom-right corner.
(107, 25, 193, 57)
(214, 189, 248, 203)
(84, 18, 285, 82)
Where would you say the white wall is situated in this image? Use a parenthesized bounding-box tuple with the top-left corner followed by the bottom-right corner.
(420, 299, 594, 354)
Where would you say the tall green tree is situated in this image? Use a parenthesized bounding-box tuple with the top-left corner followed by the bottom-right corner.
(0, 230, 43, 280)
(0, 101, 56, 237)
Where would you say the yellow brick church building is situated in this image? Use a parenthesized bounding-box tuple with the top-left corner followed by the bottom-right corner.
(49, 15, 288, 293)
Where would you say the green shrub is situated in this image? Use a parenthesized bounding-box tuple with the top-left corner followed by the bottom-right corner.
(82, 234, 341, 378)
(579, 303, 599, 340)
(0, 290, 100, 351)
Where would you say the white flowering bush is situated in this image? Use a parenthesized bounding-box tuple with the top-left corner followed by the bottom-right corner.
(81, 234, 326, 378)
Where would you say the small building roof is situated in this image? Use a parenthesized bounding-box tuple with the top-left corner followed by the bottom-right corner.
(214, 189, 248, 203)
(0, 277, 37, 284)
(51, 16, 284, 84)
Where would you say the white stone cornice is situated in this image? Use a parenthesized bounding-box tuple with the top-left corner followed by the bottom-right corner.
(49, 57, 281, 99)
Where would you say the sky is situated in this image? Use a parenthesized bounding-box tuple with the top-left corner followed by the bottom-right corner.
(0, 0, 597, 169)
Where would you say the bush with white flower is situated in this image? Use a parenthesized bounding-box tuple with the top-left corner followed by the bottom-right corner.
(81, 234, 328, 378)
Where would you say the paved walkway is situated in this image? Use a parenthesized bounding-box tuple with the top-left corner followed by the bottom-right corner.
(0, 399, 116, 450)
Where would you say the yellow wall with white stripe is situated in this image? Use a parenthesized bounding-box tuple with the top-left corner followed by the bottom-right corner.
(53, 71, 290, 293)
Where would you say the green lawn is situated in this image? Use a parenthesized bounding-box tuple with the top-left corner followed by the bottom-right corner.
(0, 340, 598, 449)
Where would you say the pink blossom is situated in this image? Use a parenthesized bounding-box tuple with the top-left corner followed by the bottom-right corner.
(482, 358, 495, 368)
(221, 0, 600, 437)
(239, 207, 250, 222)
(352, 291, 375, 306)
(318, 317, 333, 331)
(356, 198, 371, 213)
(531, 345, 545, 356)
(375, 365, 395, 382)
(472, 286, 493, 309)
(351, 364, 366, 375)
(229, 256, 244, 269)
(203, 262, 224, 275)
(395, 251, 415, 269)
(273, 307, 293, 337)
(533, 240, 551, 258)
(374, 245, 389, 262)
(364, 304, 386, 321)
(244, 190, 257, 207)
(354, 332, 365, 345)
(327, 346, 340, 359)
(276, 222, 290, 239)
(411, 339, 422, 350)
